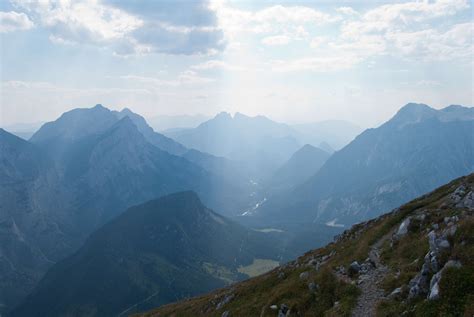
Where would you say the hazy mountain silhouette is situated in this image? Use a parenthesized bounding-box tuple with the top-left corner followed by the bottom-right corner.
(266, 144, 331, 193)
(165, 112, 303, 178)
(291, 120, 363, 150)
(148, 114, 211, 132)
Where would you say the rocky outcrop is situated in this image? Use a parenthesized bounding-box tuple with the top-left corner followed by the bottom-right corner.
(408, 214, 461, 300)
(428, 260, 462, 300)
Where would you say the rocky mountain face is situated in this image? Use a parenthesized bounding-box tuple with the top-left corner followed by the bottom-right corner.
(115, 108, 188, 156)
(139, 173, 474, 317)
(0, 107, 253, 314)
(12, 192, 281, 317)
(0, 129, 73, 312)
(257, 104, 474, 226)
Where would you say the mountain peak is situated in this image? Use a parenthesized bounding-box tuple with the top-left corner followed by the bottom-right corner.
(30, 105, 118, 144)
(389, 103, 473, 128)
(388, 103, 437, 127)
(93, 104, 106, 110)
(120, 107, 134, 115)
(398, 102, 432, 114)
(160, 190, 200, 202)
(214, 112, 232, 120)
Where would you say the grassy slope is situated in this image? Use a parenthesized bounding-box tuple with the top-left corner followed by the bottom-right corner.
(139, 174, 474, 317)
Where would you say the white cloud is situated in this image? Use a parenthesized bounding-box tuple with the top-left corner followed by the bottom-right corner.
(261, 35, 290, 46)
(333, 0, 472, 64)
(210, 1, 338, 40)
(191, 60, 244, 71)
(253, 5, 338, 24)
(11, 0, 142, 47)
(119, 71, 214, 87)
(310, 36, 326, 48)
(336, 7, 358, 16)
(385, 22, 473, 61)
(0, 11, 34, 33)
(270, 54, 362, 73)
(10, 0, 224, 56)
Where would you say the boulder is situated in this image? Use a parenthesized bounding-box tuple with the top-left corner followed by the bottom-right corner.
(428, 231, 437, 251)
(451, 185, 466, 203)
(388, 287, 403, 300)
(408, 261, 431, 299)
(299, 271, 309, 280)
(349, 261, 361, 275)
(428, 260, 462, 300)
(458, 191, 474, 210)
(278, 304, 289, 317)
(396, 217, 411, 237)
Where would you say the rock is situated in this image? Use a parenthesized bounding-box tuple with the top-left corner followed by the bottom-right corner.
(414, 213, 426, 221)
(221, 311, 230, 317)
(336, 265, 346, 275)
(443, 260, 462, 271)
(444, 225, 457, 237)
(216, 293, 235, 310)
(408, 272, 429, 299)
(429, 254, 440, 273)
(428, 260, 462, 301)
(388, 287, 403, 299)
(428, 231, 437, 251)
(308, 282, 318, 292)
(299, 271, 310, 280)
(458, 191, 474, 210)
(428, 282, 440, 300)
(270, 305, 278, 310)
(306, 259, 320, 271)
(278, 304, 289, 317)
(451, 185, 466, 203)
(428, 231, 450, 252)
(408, 260, 432, 299)
(437, 238, 450, 249)
(432, 223, 439, 230)
(349, 261, 361, 275)
(396, 217, 411, 237)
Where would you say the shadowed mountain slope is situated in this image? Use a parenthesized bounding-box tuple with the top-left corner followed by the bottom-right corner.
(13, 192, 281, 317)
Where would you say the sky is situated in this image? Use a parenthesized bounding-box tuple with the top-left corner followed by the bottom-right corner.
(0, 0, 473, 128)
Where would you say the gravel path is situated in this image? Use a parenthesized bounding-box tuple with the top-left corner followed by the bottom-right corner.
(351, 233, 391, 317)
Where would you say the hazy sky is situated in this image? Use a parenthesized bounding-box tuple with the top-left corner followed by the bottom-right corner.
(1, 0, 472, 128)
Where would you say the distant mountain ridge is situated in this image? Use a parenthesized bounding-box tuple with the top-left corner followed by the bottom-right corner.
(265, 144, 331, 194)
(148, 114, 211, 132)
(255, 103, 474, 225)
(165, 112, 303, 178)
(291, 119, 363, 150)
